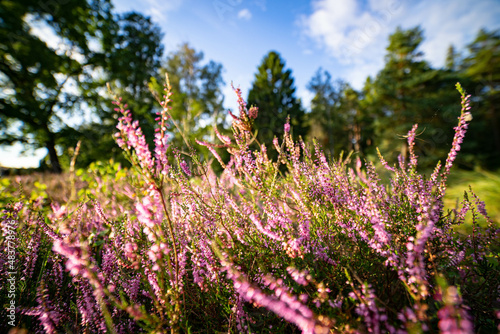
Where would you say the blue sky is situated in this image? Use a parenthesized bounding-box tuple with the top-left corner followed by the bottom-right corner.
(2, 0, 500, 168)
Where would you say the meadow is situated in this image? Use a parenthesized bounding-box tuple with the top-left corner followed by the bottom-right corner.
(1, 83, 499, 333)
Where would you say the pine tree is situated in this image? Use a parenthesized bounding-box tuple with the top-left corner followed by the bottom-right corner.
(308, 69, 345, 157)
(445, 45, 459, 71)
(462, 29, 500, 168)
(366, 26, 457, 166)
(247, 51, 307, 156)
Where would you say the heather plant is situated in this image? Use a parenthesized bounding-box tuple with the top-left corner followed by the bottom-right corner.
(1, 82, 499, 334)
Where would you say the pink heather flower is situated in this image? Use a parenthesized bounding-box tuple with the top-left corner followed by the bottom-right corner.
(476, 200, 487, 217)
(126, 304, 145, 321)
(52, 240, 86, 276)
(136, 192, 163, 231)
(377, 148, 395, 172)
(284, 122, 291, 133)
(250, 214, 281, 241)
(180, 160, 191, 176)
(469, 188, 490, 219)
(144, 267, 165, 306)
(196, 139, 226, 168)
(223, 260, 330, 334)
(232, 84, 247, 117)
(283, 238, 303, 258)
(50, 202, 67, 220)
(273, 137, 280, 152)
(114, 102, 154, 172)
(443, 111, 470, 175)
(407, 124, 419, 169)
(77, 280, 108, 333)
(437, 286, 474, 334)
(22, 285, 62, 334)
(328, 298, 342, 309)
(456, 200, 470, 222)
(350, 283, 389, 334)
(248, 106, 258, 119)
(123, 274, 141, 302)
(439, 90, 472, 197)
(154, 131, 170, 175)
(287, 267, 309, 286)
(22, 231, 41, 280)
(214, 126, 231, 145)
(123, 242, 138, 260)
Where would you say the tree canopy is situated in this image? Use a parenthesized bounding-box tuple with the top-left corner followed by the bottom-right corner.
(0, 0, 113, 172)
(75, 10, 165, 167)
(1, 8, 499, 172)
(461, 29, 500, 168)
(363, 26, 463, 167)
(247, 51, 307, 157)
(149, 43, 226, 162)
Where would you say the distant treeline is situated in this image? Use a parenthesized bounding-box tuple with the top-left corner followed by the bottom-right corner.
(1, 0, 498, 172)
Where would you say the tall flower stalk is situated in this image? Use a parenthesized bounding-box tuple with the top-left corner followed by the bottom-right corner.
(6, 82, 498, 334)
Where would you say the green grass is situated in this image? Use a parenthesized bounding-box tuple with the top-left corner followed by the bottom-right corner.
(443, 168, 500, 231)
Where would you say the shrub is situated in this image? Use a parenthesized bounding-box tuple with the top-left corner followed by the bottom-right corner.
(1, 83, 498, 333)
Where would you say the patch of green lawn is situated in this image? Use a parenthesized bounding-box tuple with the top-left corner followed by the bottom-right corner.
(443, 168, 500, 232)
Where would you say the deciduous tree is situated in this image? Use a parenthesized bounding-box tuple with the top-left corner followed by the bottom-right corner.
(149, 43, 226, 161)
(0, 0, 112, 172)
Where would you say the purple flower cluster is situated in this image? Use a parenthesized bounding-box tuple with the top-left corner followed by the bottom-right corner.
(437, 286, 474, 334)
(439, 90, 472, 196)
(114, 100, 154, 173)
(6, 84, 499, 334)
(222, 258, 331, 334)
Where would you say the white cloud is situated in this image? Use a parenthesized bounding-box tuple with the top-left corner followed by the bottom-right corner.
(300, 0, 500, 89)
(301, 0, 402, 65)
(115, 0, 183, 23)
(238, 8, 252, 20)
(400, 0, 500, 68)
(0, 143, 46, 168)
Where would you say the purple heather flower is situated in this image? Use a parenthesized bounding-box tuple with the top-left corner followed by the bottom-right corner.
(284, 122, 291, 133)
(437, 286, 474, 334)
(22, 284, 62, 334)
(248, 106, 259, 119)
(223, 260, 330, 334)
(180, 160, 191, 176)
(407, 124, 419, 169)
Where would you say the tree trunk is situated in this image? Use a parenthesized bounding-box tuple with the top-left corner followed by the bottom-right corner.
(489, 104, 500, 154)
(46, 137, 62, 173)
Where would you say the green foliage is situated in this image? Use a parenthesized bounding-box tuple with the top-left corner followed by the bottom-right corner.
(149, 43, 227, 166)
(364, 26, 461, 167)
(0, 3, 167, 171)
(74, 11, 165, 168)
(307, 69, 344, 157)
(247, 51, 307, 158)
(308, 69, 373, 159)
(0, 0, 113, 172)
(76, 159, 128, 197)
(461, 29, 500, 168)
(445, 45, 460, 71)
(443, 169, 500, 230)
